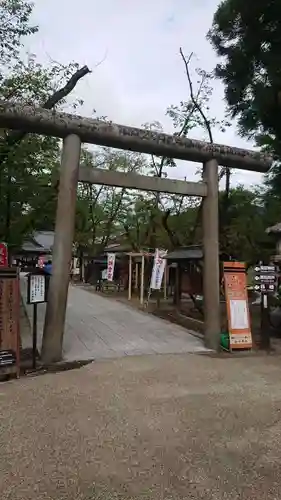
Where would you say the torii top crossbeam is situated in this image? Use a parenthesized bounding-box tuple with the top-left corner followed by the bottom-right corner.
(0, 101, 272, 172)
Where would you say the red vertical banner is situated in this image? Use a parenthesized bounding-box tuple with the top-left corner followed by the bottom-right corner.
(0, 243, 8, 267)
(223, 262, 252, 350)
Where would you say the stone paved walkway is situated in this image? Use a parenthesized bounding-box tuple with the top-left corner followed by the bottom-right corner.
(20, 275, 207, 361)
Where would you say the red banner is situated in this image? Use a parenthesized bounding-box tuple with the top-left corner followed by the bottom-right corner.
(0, 243, 8, 267)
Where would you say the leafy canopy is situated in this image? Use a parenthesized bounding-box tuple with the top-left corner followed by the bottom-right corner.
(208, 0, 281, 155)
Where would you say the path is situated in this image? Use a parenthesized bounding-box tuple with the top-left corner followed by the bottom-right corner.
(20, 275, 207, 361)
(1, 354, 281, 500)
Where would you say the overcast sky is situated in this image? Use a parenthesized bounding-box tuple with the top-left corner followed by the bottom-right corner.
(26, 0, 263, 187)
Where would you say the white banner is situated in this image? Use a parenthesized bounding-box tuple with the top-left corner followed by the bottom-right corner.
(107, 253, 116, 281)
(150, 249, 167, 290)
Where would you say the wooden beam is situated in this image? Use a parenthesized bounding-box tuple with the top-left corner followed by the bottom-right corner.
(0, 102, 272, 172)
(78, 166, 207, 197)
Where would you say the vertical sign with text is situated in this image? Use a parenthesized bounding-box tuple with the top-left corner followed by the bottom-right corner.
(223, 262, 252, 350)
(0, 243, 8, 267)
(254, 264, 277, 293)
(0, 268, 20, 376)
(107, 253, 116, 282)
(27, 274, 46, 304)
(150, 249, 167, 290)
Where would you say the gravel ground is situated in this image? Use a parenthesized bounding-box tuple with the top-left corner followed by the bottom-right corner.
(1, 353, 281, 499)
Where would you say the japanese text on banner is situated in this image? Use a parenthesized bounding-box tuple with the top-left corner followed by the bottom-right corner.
(107, 253, 116, 282)
(150, 249, 167, 290)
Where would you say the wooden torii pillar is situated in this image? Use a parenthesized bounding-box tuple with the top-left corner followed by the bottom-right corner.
(0, 102, 272, 362)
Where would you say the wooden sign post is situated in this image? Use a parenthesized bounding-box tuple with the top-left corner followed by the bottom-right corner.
(254, 263, 278, 350)
(223, 262, 252, 351)
(0, 267, 20, 377)
(27, 272, 47, 369)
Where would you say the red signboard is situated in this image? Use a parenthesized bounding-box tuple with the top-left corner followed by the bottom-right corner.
(0, 243, 8, 267)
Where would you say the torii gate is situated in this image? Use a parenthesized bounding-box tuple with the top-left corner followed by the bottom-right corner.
(0, 102, 272, 363)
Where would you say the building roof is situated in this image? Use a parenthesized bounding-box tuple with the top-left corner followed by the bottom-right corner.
(165, 245, 203, 261)
(21, 241, 44, 253)
(165, 245, 230, 262)
(104, 243, 136, 253)
(33, 231, 54, 250)
(21, 231, 54, 254)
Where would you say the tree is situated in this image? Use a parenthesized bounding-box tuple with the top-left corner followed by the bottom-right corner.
(0, 57, 89, 248)
(218, 186, 274, 264)
(0, 0, 38, 72)
(207, 0, 281, 195)
(0, 0, 90, 250)
(144, 49, 231, 249)
(74, 148, 148, 256)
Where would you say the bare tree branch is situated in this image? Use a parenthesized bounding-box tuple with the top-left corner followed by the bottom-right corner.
(150, 53, 208, 247)
(181, 49, 231, 195)
(43, 65, 90, 108)
(179, 47, 213, 143)
(161, 209, 182, 248)
(0, 64, 91, 168)
(178, 49, 234, 245)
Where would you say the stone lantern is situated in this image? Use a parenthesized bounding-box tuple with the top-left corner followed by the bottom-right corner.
(265, 222, 281, 263)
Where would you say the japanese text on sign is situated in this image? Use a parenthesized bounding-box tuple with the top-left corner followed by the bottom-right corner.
(253, 263, 278, 293)
(0, 243, 8, 267)
(0, 270, 20, 376)
(29, 275, 46, 303)
(223, 262, 252, 350)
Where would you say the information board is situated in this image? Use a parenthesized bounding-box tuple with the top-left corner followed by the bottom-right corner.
(27, 274, 46, 304)
(223, 262, 252, 350)
(253, 264, 278, 293)
(0, 267, 20, 376)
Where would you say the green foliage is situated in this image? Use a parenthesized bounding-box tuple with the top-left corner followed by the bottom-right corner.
(0, 0, 38, 72)
(0, 0, 279, 268)
(208, 0, 281, 195)
(0, 0, 87, 248)
(0, 53, 83, 247)
(218, 186, 275, 263)
(74, 149, 148, 253)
